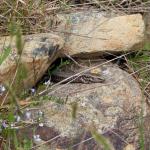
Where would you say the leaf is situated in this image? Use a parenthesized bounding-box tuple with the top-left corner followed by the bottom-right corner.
(0, 47, 11, 65)
(71, 102, 78, 119)
(16, 63, 28, 83)
(23, 138, 33, 150)
(91, 130, 112, 150)
(8, 22, 17, 37)
(13, 130, 19, 150)
(7, 112, 15, 122)
(16, 26, 24, 55)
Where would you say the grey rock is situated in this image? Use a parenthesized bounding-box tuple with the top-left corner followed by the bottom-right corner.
(44, 62, 143, 135)
(32, 61, 146, 149)
(144, 12, 150, 42)
(54, 11, 145, 57)
(0, 33, 64, 102)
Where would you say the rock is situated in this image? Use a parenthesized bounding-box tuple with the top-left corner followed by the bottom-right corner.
(144, 12, 150, 42)
(21, 60, 145, 149)
(124, 144, 135, 150)
(54, 11, 145, 56)
(144, 116, 150, 149)
(0, 33, 64, 100)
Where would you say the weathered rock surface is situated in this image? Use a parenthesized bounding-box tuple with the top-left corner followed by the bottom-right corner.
(144, 12, 150, 42)
(54, 11, 145, 56)
(0, 33, 64, 98)
(21, 61, 145, 149)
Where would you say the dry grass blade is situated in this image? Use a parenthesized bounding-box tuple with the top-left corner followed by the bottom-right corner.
(71, 137, 94, 148)
(18, 0, 26, 5)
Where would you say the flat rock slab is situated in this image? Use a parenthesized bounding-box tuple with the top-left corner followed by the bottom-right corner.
(55, 11, 145, 56)
(0, 33, 64, 101)
(22, 61, 145, 149)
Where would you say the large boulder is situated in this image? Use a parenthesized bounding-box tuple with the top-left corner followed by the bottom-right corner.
(0, 33, 64, 100)
(54, 11, 145, 56)
(20, 60, 146, 149)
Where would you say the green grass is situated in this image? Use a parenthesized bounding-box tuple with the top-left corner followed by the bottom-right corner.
(127, 43, 150, 87)
(126, 43, 150, 150)
(91, 129, 112, 150)
(0, 46, 11, 65)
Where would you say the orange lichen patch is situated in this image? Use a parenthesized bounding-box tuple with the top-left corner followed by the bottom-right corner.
(90, 68, 102, 75)
(124, 144, 135, 150)
(19, 100, 32, 106)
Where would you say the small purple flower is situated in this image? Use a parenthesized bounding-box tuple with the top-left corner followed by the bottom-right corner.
(2, 120, 8, 129)
(30, 88, 36, 95)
